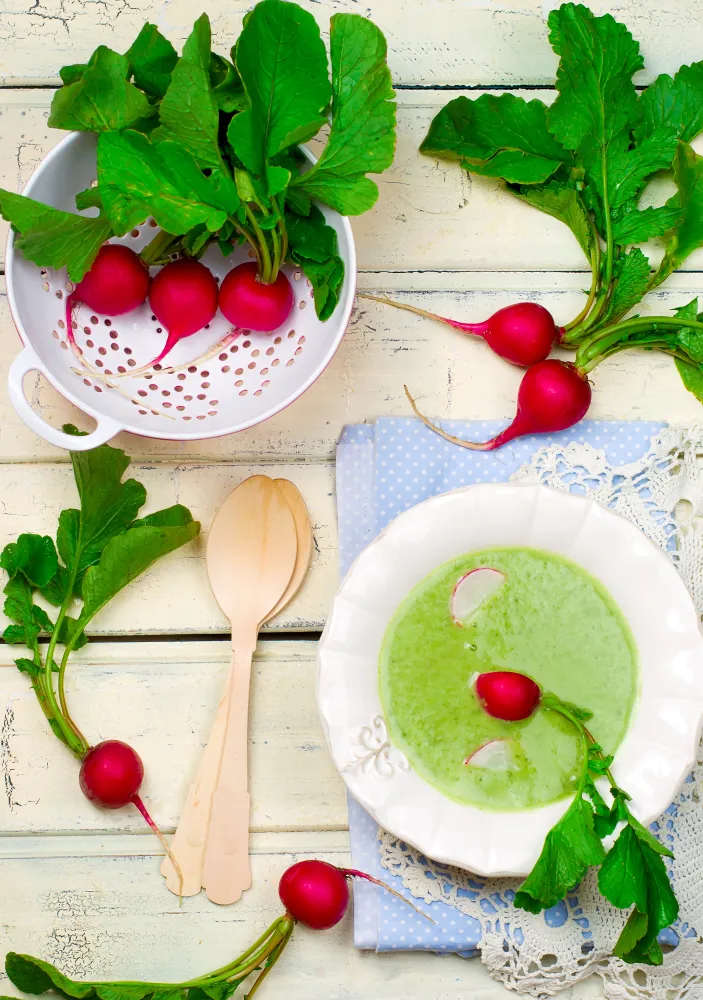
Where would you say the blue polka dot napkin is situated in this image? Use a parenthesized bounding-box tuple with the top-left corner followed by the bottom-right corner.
(335, 418, 664, 955)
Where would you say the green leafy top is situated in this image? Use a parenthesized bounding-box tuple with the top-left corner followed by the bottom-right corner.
(419, 1, 703, 409)
(421, 93, 568, 185)
(0, 2, 396, 322)
(1, 429, 199, 757)
(289, 12, 397, 214)
(546, 5, 642, 156)
(126, 23, 178, 101)
(514, 692, 678, 967)
(48, 46, 154, 133)
(153, 15, 225, 172)
(1, 914, 296, 1000)
(228, 0, 331, 195)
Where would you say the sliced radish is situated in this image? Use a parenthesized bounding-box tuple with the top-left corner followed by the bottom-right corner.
(463, 739, 516, 771)
(451, 567, 505, 626)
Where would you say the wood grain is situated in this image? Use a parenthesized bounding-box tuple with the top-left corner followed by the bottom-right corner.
(0, 463, 337, 634)
(0, 4, 696, 994)
(2, 275, 703, 465)
(0, 829, 607, 1000)
(0, 641, 347, 835)
(1, 90, 702, 275)
(1, 0, 702, 88)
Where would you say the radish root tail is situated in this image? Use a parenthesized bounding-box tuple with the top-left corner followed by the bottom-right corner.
(344, 868, 435, 923)
(357, 293, 478, 335)
(64, 294, 85, 361)
(404, 386, 490, 451)
(111, 328, 243, 381)
(131, 794, 184, 904)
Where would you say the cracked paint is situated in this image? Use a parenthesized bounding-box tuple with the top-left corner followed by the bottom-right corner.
(1, 701, 17, 812)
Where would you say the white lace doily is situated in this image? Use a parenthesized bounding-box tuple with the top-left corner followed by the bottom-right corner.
(378, 425, 703, 999)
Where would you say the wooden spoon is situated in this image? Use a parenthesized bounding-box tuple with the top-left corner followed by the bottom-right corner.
(201, 477, 299, 904)
(161, 476, 297, 899)
(265, 480, 313, 623)
(162, 482, 313, 897)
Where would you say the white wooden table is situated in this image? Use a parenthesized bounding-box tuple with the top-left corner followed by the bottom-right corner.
(1, 3, 701, 997)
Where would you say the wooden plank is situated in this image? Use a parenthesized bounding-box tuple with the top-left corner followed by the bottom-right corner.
(1, 273, 703, 463)
(0, 641, 346, 835)
(0, 830, 352, 858)
(0, 0, 701, 88)
(1, 89, 701, 275)
(0, 830, 605, 1000)
(0, 465, 337, 633)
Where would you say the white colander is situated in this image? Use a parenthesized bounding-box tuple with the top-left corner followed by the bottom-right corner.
(6, 132, 356, 451)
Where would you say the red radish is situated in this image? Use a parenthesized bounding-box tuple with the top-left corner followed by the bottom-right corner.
(406, 359, 591, 451)
(219, 261, 294, 332)
(0, 860, 431, 998)
(476, 671, 541, 722)
(361, 295, 561, 367)
(279, 860, 433, 929)
(452, 567, 505, 625)
(65, 244, 150, 350)
(279, 861, 349, 930)
(79, 740, 183, 893)
(144, 258, 219, 368)
(79, 739, 144, 808)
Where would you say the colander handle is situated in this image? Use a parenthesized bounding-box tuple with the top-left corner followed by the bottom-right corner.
(8, 346, 122, 451)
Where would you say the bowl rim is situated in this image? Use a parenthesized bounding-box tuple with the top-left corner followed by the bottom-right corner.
(5, 130, 357, 442)
(316, 481, 703, 876)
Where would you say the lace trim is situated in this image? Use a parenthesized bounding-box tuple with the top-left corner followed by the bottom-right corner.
(377, 426, 703, 999)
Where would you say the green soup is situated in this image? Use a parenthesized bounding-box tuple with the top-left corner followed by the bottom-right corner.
(379, 546, 638, 810)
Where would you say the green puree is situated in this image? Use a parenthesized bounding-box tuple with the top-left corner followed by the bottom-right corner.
(379, 547, 638, 811)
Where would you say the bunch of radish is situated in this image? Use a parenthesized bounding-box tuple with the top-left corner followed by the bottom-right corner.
(362, 293, 593, 450)
(66, 243, 297, 371)
(4, 860, 433, 1000)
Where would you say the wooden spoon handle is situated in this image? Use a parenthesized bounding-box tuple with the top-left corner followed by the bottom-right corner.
(202, 644, 254, 904)
(161, 667, 233, 896)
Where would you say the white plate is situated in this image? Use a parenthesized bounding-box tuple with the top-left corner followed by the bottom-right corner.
(317, 483, 703, 876)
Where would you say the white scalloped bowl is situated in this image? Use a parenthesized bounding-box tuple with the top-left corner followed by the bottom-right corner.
(317, 483, 703, 877)
(5, 132, 355, 452)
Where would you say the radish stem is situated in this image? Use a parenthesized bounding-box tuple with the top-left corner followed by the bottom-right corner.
(244, 204, 273, 283)
(140, 229, 179, 266)
(239, 928, 293, 999)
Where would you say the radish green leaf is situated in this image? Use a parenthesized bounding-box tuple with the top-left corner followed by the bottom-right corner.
(0, 534, 58, 589)
(287, 207, 344, 320)
(154, 15, 224, 171)
(126, 23, 178, 100)
(228, 0, 330, 193)
(97, 131, 239, 235)
(289, 13, 396, 214)
(547, 5, 642, 166)
(514, 691, 679, 965)
(605, 247, 651, 322)
(0, 433, 199, 758)
(48, 46, 153, 132)
(599, 823, 678, 965)
(658, 142, 703, 281)
(514, 794, 605, 913)
(611, 205, 682, 244)
(421, 94, 567, 186)
(637, 60, 703, 144)
(0, 189, 113, 282)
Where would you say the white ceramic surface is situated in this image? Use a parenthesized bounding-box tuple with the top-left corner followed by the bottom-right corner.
(5, 132, 356, 450)
(317, 483, 703, 876)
